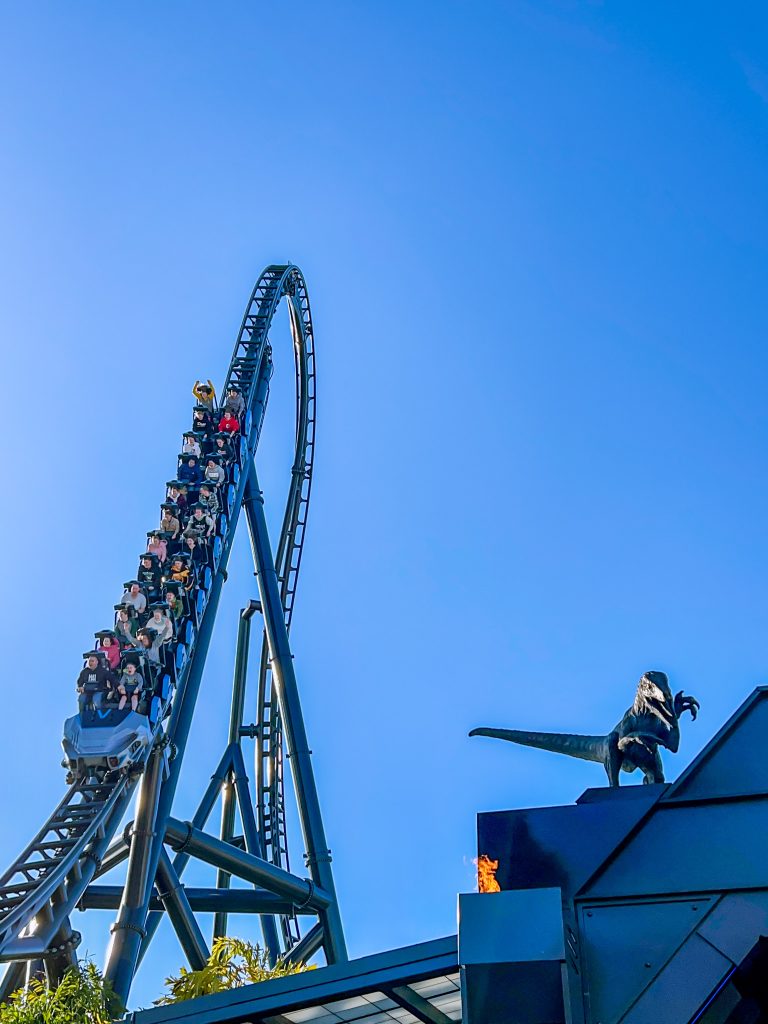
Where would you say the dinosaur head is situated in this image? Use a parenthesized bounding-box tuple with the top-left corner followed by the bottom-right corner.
(635, 670, 673, 710)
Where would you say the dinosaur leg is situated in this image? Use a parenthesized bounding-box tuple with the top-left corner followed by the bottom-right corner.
(622, 739, 665, 784)
(646, 747, 665, 784)
(605, 732, 622, 787)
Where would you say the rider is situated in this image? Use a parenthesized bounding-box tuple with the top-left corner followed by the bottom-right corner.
(147, 602, 174, 644)
(166, 481, 188, 518)
(137, 554, 162, 603)
(169, 553, 193, 591)
(136, 627, 163, 667)
(115, 660, 144, 712)
(184, 504, 215, 541)
(204, 456, 226, 488)
(192, 379, 217, 413)
(76, 653, 115, 712)
(120, 581, 147, 619)
(198, 482, 220, 518)
(178, 455, 203, 503)
(217, 409, 240, 434)
(160, 503, 181, 541)
(147, 530, 168, 566)
(96, 631, 121, 672)
(181, 431, 202, 458)
(213, 432, 234, 464)
(223, 384, 245, 421)
(192, 405, 214, 438)
(114, 605, 138, 647)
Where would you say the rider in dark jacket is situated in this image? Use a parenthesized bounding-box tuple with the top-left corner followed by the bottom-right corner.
(137, 553, 162, 603)
(76, 654, 116, 711)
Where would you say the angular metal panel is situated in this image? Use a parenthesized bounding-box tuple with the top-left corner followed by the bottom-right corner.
(579, 898, 711, 1024)
(696, 891, 768, 964)
(621, 932, 733, 1024)
(585, 798, 768, 898)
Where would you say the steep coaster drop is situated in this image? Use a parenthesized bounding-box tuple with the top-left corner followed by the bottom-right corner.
(0, 265, 346, 1008)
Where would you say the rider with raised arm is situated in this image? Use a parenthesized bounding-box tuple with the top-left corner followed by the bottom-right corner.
(192, 379, 216, 413)
(147, 602, 174, 644)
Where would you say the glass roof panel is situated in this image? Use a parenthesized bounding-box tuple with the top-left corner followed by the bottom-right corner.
(323, 996, 375, 1019)
(284, 1010, 340, 1024)
(366, 996, 398, 1011)
(385, 1008, 419, 1024)
(430, 992, 463, 1019)
(408, 974, 460, 997)
(346, 1013, 400, 1024)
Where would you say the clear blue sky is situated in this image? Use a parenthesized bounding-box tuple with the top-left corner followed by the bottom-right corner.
(1, 0, 768, 1010)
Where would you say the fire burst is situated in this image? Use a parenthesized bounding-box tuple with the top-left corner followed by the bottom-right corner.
(474, 854, 501, 893)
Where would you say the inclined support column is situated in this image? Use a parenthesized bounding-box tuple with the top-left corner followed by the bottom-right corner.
(155, 848, 209, 970)
(103, 747, 165, 1004)
(243, 465, 347, 963)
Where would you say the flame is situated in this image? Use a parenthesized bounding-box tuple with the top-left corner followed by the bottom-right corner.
(474, 854, 501, 893)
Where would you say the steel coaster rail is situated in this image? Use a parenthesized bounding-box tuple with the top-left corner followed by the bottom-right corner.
(255, 280, 317, 947)
(135, 267, 319, 967)
(0, 265, 345, 1008)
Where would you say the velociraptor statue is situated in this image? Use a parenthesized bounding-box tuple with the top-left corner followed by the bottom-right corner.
(469, 670, 699, 786)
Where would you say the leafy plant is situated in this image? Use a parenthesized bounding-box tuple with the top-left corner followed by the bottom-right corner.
(156, 936, 311, 1005)
(0, 961, 121, 1023)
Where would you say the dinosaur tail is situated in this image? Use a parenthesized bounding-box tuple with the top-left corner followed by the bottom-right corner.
(469, 727, 609, 764)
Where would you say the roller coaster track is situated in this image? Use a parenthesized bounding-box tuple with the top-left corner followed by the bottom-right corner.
(0, 265, 345, 1008)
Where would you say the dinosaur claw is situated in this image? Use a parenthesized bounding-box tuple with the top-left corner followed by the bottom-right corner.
(674, 691, 700, 720)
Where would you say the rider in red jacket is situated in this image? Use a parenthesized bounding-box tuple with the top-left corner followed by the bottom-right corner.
(218, 411, 240, 433)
